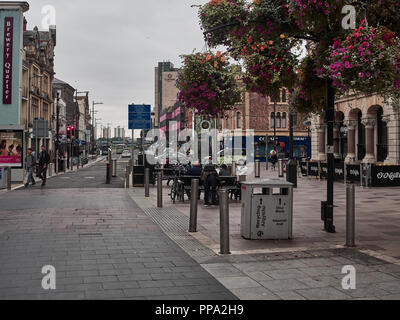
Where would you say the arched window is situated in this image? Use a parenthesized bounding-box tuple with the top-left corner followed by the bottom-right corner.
(276, 112, 281, 128)
(237, 112, 241, 129)
(271, 112, 275, 129)
(282, 112, 287, 128)
(282, 89, 287, 103)
(293, 111, 298, 126)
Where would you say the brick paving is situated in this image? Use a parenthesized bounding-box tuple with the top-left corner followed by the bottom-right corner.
(0, 163, 236, 300)
(128, 163, 400, 300)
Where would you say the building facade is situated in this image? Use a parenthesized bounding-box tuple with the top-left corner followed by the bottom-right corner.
(219, 89, 311, 161)
(154, 61, 180, 127)
(310, 94, 400, 165)
(23, 24, 56, 155)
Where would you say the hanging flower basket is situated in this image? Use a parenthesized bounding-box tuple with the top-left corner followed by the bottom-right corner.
(288, 0, 346, 33)
(199, 0, 248, 47)
(241, 38, 298, 96)
(292, 56, 327, 114)
(325, 24, 400, 99)
(177, 52, 242, 117)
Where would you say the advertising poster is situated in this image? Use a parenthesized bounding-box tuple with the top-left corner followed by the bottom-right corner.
(0, 129, 23, 168)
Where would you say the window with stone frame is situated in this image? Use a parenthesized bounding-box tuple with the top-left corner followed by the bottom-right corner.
(276, 112, 281, 128)
(237, 112, 242, 129)
(282, 112, 287, 128)
(271, 112, 275, 129)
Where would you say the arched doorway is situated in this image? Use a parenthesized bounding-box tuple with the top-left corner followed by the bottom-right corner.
(334, 111, 346, 161)
(367, 105, 388, 163)
(357, 110, 366, 161)
(347, 108, 364, 162)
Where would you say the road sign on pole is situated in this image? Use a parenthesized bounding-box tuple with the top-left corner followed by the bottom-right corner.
(128, 105, 151, 130)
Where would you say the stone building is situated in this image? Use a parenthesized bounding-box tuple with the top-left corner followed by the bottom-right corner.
(310, 94, 400, 165)
(219, 89, 311, 161)
(23, 23, 56, 154)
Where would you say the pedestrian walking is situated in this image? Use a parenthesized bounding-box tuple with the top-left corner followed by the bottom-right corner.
(37, 145, 50, 187)
(270, 149, 278, 171)
(24, 148, 36, 188)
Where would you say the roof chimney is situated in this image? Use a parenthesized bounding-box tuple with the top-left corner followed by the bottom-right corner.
(23, 17, 27, 31)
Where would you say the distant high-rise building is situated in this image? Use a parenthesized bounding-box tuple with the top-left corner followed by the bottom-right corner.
(154, 61, 180, 127)
(114, 126, 125, 139)
(102, 127, 111, 140)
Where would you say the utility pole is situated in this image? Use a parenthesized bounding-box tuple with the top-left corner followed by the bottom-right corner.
(56, 90, 60, 173)
(92, 101, 103, 154)
(287, 99, 297, 188)
(325, 79, 336, 233)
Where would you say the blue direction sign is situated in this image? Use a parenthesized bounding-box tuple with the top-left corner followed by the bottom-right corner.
(129, 104, 151, 130)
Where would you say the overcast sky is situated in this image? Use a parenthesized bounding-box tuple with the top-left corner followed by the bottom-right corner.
(25, 0, 209, 137)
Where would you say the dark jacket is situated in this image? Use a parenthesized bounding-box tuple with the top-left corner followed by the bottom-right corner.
(201, 164, 218, 182)
(26, 154, 35, 170)
(38, 150, 50, 167)
(187, 165, 202, 176)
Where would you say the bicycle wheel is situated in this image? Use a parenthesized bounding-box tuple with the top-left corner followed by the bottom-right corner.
(170, 181, 177, 203)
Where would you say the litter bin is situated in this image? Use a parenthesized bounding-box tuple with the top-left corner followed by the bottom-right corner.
(0, 167, 8, 189)
(241, 179, 293, 240)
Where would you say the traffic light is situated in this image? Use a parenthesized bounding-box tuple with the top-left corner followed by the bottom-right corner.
(71, 126, 76, 137)
(67, 126, 71, 140)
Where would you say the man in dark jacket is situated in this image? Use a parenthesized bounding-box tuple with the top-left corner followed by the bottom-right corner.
(38, 145, 50, 186)
(25, 148, 36, 188)
(202, 164, 218, 206)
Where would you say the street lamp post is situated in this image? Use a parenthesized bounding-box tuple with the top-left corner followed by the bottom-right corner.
(92, 101, 103, 154)
(287, 100, 297, 188)
(55, 90, 61, 174)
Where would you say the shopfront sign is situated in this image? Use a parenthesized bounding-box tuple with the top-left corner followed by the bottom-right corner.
(308, 162, 319, 176)
(334, 162, 345, 181)
(370, 165, 400, 187)
(3, 17, 13, 105)
(346, 164, 361, 182)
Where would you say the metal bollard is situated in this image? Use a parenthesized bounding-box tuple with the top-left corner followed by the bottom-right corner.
(189, 179, 199, 233)
(346, 183, 356, 247)
(7, 167, 11, 191)
(106, 163, 111, 184)
(255, 160, 261, 178)
(157, 173, 163, 208)
(219, 189, 230, 255)
(63, 159, 66, 173)
(278, 159, 284, 178)
(112, 159, 117, 177)
(125, 165, 130, 189)
(231, 161, 237, 176)
(48, 163, 52, 177)
(145, 168, 150, 198)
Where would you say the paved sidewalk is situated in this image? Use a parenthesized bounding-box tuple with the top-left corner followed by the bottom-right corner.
(127, 164, 400, 300)
(0, 164, 236, 300)
(0, 156, 104, 194)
